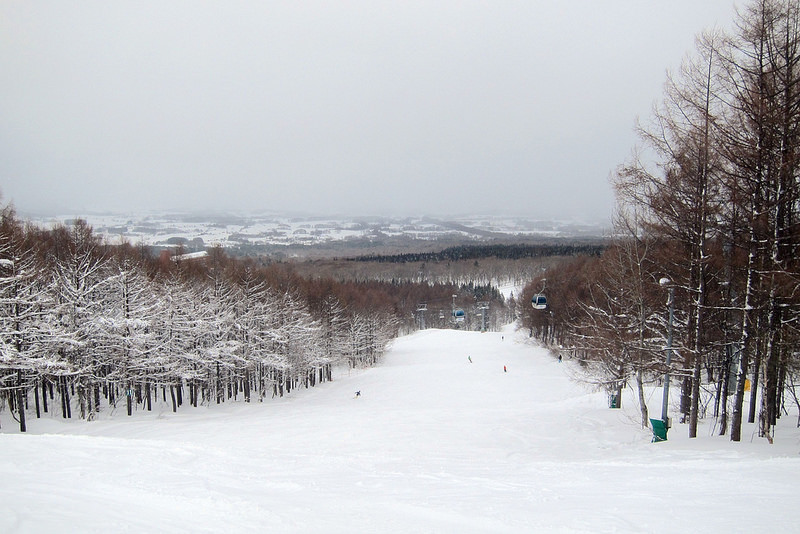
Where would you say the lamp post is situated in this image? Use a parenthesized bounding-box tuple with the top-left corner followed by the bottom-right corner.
(659, 277, 675, 427)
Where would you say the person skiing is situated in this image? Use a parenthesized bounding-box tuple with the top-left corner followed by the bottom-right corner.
(503, 365, 507, 372)
(355, 391, 361, 398)
(468, 356, 472, 363)
(558, 355, 562, 363)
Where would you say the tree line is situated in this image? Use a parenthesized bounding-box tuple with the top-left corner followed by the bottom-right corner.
(350, 242, 605, 264)
(0, 208, 400, 432)
(521, 0, 800, 443)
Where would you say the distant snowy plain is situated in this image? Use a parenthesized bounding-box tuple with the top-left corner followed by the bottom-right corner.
(27, 212, 603, 250)
(1, 326, 798, 533)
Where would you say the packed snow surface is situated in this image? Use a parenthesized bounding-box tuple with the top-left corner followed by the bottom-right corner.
(1, 327, 798, 533)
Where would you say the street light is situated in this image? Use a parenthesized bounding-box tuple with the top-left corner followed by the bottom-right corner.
(659, 277, 675, 436)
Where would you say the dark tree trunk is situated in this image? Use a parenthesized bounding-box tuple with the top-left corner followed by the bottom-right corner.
(145, 382, 152, 411)
(748, 346, 762, 424)
(718, 345, 733, 436)
(689, 357, 702, 438)
(34, 379, 41, 419)
(170, 385, 177, 413)
(41, 378, 48, 414)
(61, 378, 71, 419)
(216, 363, 222, 404)
(17, 370, 27, 432)
(680, 376, 691, 423)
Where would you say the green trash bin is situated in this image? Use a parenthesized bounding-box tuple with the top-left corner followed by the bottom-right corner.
(650, 418, 668, 442)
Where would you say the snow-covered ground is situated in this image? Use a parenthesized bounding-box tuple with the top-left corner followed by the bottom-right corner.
(25, 212, 605, 249)
(1, 326, 798, 533)
(496, 281, 526, 301)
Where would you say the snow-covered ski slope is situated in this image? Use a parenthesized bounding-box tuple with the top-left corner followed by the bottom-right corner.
(1, 327, 798, 533)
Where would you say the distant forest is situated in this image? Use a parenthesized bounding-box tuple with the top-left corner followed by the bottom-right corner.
(349, 242, 606, 264)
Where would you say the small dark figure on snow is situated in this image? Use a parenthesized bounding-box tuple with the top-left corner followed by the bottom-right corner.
(558, 355, 562, 363)
(503, 365, 507, 372)
(468, 356, 472, 363)
(355, 391, 361, 397)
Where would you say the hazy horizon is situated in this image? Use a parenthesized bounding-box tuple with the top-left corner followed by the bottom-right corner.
(13, 205, 613, 228)
(2, 1, 739, 222)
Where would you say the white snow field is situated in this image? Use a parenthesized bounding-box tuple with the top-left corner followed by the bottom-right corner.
(1, 326, 798, 533)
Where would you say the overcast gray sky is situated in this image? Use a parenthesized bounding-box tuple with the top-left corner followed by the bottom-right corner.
(1, 1, 738, 222)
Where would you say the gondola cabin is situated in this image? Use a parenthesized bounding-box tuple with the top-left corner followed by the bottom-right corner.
(531, 294, 547, 310)
(453, 309, 466, 322)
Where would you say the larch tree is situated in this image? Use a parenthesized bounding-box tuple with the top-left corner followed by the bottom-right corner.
(715, 0, 800, 441)
(0, 209, 55, 431)
(616, 31, 726, 437)
(49, 220, 111, 420)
